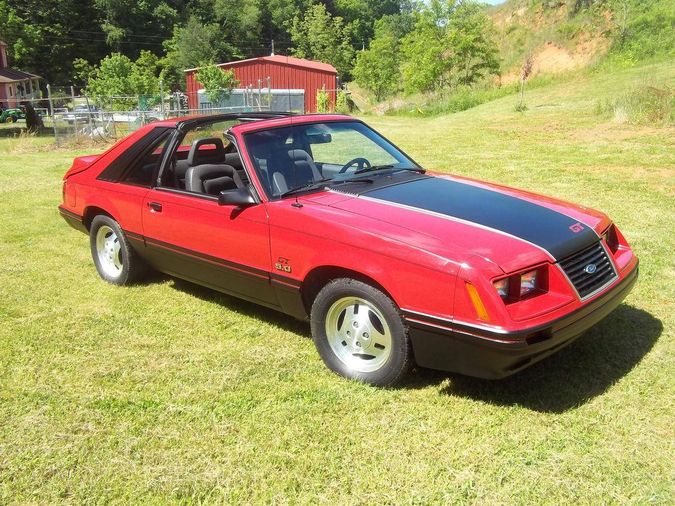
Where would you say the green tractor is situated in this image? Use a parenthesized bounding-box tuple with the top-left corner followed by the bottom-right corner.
(0, 107, 25, 123)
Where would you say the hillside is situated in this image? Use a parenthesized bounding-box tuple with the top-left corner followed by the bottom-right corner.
(491, 0, 675, 80)
(356, 0, 674, 116)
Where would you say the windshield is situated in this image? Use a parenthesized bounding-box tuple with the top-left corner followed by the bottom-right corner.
(244, 121, 420, 199)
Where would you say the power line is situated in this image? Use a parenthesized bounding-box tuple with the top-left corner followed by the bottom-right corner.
(70, 29, 169, 40)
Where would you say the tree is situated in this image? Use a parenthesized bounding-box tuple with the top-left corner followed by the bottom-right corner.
(290, 4, 355, 79)
(400, 0, 501, 94)
(93, 0, 180, 54)
(195, 64, 240, 106)
(400, 0, 451, 94)
(332, 0, 403, 49)
(0, 0, 108, 83)
(0, 0, 414, 92)
(446, 1, 500, 86)
(259, 0, 315, 46)
(85, 52, 161, 109)
(353, 20, 401, 100)
(22, 101, 44, 132)
(160, 16, 230, 90)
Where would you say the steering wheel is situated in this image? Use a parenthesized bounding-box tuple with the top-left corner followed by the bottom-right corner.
(338, 157, 371, 174)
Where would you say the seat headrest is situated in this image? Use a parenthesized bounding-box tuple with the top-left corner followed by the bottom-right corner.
(204, 176, 236, 196)
(187, 137, 225, 167)
(287, 148, 322, 180)
(185, 163, 243, 193)
(289, 149, 318, 162)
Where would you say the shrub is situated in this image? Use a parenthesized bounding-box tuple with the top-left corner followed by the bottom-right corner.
(335, 90, 350, 113)
(316, 89, 330, 113)
(596, 85, 673, 125)
(195, 64, 239, 106)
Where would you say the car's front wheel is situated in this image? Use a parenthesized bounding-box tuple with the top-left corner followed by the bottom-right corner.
(310, 278, 412, 386)
(89, 215, 147, 285)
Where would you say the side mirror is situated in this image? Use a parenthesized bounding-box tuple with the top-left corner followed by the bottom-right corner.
(218, 187, 256, 207)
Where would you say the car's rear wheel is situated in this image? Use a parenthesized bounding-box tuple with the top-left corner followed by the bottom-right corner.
(89, 215, 146, 285)
(310, 278, 411, 386)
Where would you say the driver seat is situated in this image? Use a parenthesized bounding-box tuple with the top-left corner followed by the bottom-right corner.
(185, 164, 243, 195)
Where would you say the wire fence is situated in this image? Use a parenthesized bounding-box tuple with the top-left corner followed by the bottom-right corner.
(44, 85, 281, 146)
(0, 83, 349, 146)
(0, 85, 280, 145)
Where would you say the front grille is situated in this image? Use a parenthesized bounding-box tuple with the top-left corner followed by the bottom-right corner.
(558, 241, 617, 298)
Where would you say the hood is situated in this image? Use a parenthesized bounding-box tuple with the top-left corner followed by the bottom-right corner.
(318, 174, 604, 273)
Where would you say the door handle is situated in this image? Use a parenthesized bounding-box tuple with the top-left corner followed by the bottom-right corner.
(148, 202, 162, 212)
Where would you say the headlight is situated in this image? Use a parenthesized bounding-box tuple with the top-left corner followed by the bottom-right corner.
(520, 270, 539, 296)
(493, 266, 547, 303)
(604, 224, 620, 253)
(493, 278, 510, 299)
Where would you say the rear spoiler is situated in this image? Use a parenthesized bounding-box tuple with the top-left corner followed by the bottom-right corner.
(63, 154, 101, 179)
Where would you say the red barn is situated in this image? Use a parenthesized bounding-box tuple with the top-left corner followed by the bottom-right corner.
(185, 55, 338, 113)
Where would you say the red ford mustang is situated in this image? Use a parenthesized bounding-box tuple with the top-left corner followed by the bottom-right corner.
(59, 113, 639, 386)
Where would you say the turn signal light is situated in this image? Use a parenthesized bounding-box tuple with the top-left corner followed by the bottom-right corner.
(466, 282, 490, 321)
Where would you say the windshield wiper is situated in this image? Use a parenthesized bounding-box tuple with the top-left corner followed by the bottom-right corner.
(353, 165, 425, 175)
(280, 178, 332, 198)
(353, 164, 394, 175)
(280, 176, 376, 198)
(330, 177, 374, 186)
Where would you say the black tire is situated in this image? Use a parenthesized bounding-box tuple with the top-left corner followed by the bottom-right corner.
(310, 278, 412, 386)
(89, 215, 147, 285)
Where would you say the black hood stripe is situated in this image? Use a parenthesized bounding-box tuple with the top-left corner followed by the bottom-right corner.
(361, 177, 598, 261)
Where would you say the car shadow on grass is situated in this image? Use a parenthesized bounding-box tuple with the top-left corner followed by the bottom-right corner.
(169, 278, 310, 336)
(167, 279, 661, 413)
(405, 304, 662, 413)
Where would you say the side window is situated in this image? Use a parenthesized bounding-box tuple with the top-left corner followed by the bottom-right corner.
(122, 132, 172, 187)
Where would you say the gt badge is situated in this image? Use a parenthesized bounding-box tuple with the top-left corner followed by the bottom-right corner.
(275, 257, 292, 273)
(569, 222, 584, 233)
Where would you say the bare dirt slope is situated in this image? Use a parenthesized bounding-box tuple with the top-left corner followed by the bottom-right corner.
(492, 0, 613, 82)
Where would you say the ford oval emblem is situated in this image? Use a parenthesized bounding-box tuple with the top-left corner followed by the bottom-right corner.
(584, 263, 598, 274)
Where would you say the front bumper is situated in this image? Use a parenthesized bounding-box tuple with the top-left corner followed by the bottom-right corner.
(405, 261, 639, 379)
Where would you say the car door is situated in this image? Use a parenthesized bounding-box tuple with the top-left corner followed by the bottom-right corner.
(140, 187, 277, 306)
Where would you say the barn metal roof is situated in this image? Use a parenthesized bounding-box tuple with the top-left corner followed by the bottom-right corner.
(185, 55, 337, 74)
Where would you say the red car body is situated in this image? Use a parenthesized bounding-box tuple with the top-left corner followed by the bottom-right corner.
(59, 113, 639, 380)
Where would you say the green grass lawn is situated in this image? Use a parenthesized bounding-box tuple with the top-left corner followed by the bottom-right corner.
(1, 61, 673, 504)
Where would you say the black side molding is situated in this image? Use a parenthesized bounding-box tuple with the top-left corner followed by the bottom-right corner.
(58, 206, 87, 233)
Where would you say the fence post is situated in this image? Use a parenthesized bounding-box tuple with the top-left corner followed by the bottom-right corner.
(71, 86, 78, 143)
(267, 77, 271, 111)
(47, 84, 59, 147)
(159, 79, 164, 118)
(111, 111, 117, 139)
(83, 93, 94, 136)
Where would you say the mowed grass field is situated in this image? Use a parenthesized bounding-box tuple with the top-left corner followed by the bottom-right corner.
(1, 61, 673, 504)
